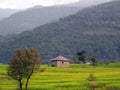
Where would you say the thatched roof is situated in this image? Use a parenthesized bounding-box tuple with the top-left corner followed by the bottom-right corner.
(51, 55, 70, 61)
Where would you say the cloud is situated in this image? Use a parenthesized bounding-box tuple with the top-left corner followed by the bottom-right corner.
(0, 0, 53, 9)
(0, 0, 112, 9)
(53, 0, 79, 4)
(0, 0, 79, 9)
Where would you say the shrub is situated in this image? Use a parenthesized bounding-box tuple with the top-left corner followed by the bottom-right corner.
(87, 72, 97, 81)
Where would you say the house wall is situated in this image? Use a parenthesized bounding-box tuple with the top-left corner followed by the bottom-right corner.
(57, 61, 70, 67)
(51, 60, 70, 67)
(51, 61, 57, 67)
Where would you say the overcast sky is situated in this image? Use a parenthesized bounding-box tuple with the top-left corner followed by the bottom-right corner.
(0, 0, 112, 9)
(0, 0, 79, 9)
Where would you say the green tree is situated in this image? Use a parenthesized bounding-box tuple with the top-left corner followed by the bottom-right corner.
(76, 50, 88, 64)
(73, 58, 79, 64)
(87, 72, 96, 82)
(91, 56, 98, 67)
(8, 48, 41, 90)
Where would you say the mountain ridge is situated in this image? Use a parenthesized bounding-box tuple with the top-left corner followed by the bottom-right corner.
(0, 8, 19, 21)
(0, 0, 120, 63)
(0, 6, 82, 35)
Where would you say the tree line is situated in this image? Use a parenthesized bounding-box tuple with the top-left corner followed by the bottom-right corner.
(75, 50, 98, 67)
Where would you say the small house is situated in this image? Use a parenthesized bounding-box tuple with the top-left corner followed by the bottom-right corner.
(85, 61, 92, 64)
(51, 55, 70, 67)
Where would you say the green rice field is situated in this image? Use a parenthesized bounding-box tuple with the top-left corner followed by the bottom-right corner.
(0, 63, 120, 90)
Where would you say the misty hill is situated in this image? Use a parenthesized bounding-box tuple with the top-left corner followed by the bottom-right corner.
(0, 8, 19, 21)
(1, 0, 120, 63)
(68, 0, 112, 7)
(0, 6, 82, 35)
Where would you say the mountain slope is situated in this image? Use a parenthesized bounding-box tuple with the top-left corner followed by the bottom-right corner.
(0, 8, 19, 20)
(68, 0, 112, 7)
(0, 6, 82, 35)
(1, 0, 120, 63)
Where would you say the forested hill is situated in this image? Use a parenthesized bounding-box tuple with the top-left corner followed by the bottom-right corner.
(0, 6, 82, 35)
(1, 0, 120, 63)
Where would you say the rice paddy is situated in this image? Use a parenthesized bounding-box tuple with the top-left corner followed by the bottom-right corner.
(0, 63, 120, 90)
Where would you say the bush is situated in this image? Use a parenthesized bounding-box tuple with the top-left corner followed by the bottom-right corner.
(39, 68, 46, 72)
(87, 72, 97, 81)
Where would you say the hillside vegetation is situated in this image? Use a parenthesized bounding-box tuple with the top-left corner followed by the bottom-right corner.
(0, 1, 120, 63)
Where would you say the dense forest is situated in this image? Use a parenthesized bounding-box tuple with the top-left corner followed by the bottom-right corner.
(0, 0, 120, 63)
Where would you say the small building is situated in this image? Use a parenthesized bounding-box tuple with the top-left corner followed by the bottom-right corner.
(51, 55, 70, 67)
(85, 61, 92, 64)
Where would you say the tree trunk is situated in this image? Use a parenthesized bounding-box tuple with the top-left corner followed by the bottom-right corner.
(25, 70, 33, 90)
(19, 80, 23, 90)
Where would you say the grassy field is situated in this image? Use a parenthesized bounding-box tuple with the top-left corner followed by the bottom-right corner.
(0, 63, 120, 90)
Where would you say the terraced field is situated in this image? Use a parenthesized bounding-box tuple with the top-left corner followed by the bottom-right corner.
(0, 63, 120, 90)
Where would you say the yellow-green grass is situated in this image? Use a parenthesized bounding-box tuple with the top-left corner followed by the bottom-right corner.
(0, 64, 120, 90)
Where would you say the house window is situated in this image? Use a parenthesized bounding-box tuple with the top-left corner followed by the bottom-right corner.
(62, 61, 64, 64)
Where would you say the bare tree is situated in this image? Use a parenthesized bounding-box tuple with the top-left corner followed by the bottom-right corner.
(24, 48, 41, 90)
(8, 48, 41, 90)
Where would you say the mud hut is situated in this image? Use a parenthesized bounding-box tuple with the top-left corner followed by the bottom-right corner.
(51, 55, 70, 67)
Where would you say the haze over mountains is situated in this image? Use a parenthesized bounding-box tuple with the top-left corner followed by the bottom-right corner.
(0, 8, 19, 21)
(0, 0, 113, 35)
(0, 6, 82, 35)
(0, 0, 120, 63)
(69, 0, 112, 7)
